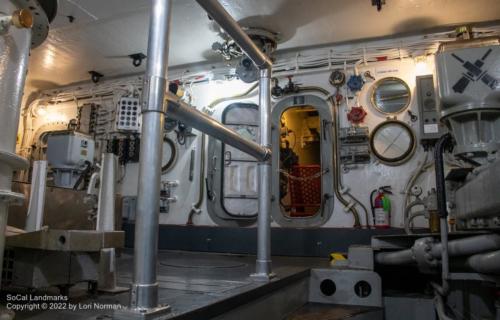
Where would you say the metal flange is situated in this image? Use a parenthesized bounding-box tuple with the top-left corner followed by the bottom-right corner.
(0, 190, 25, 206)
(13, 0, 50, 48)
(0, 150, 29, 170)
(412, 237, 439, 274)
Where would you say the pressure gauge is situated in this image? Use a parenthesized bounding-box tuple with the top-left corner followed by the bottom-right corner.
(370, 120, 416, 166)
(329, 70, 346, 87)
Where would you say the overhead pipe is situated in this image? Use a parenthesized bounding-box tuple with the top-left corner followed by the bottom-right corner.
(126, 0, 172, 314)
(195, 0, 272, 69)
(165, 92, 270, 162)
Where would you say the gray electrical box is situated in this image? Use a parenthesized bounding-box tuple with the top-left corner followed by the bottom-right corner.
(416, 75, 445, 141)
(47, 132, 95, 188)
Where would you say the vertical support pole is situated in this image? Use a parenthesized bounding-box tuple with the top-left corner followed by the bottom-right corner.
(132, 0, 171, 309)
(116, 0, 172, 317)
(25, 160, 47, 232)
(252, 67, 274, 280)
(96, 153, 127, 293)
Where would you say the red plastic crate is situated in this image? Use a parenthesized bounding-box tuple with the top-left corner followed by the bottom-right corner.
(288, 165, 321, 217)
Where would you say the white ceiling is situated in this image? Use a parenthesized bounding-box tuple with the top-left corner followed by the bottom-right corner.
(26, 0, 500, 90)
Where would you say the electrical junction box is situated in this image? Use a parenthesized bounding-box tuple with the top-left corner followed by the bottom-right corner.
(47, 132, 95, 170)
(115, 97, 141, 132)
(339, 126, 371, 166)
(416, 75, 445, 141)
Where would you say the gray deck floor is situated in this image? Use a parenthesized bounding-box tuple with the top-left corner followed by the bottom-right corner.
(2, 250, 328, 319)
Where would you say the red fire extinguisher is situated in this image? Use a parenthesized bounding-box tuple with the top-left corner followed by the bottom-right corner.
(370, 186, 392, 229)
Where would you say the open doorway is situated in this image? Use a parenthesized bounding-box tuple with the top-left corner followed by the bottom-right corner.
(279, 105, 322, 218)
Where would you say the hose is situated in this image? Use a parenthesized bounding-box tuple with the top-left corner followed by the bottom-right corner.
(161, 136, 178, 173)
(404, 199, 426, 234)
(298, 86, 366, 228)
(206, 82, 259, 109)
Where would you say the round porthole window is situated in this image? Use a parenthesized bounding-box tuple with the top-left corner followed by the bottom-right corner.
(370, 120, 416, 166)
(371, 77, 411, 115)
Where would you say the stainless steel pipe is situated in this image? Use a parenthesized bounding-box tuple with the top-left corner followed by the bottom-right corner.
(195, 0, 272, 69)
(165, 92, 270, 162)
(131, 0, 172, 310)
(253, 67, 273, 279)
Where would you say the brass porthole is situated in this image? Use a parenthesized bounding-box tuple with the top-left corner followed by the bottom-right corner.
(370, 120, 416, 166)
(370, 77, 411, 115)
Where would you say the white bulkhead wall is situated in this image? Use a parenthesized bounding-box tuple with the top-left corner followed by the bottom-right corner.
(19, 41, 442, 229)
(118, 58, 436, 228)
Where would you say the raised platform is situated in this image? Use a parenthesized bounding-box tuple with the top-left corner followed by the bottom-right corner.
(1, 250, 329, 319)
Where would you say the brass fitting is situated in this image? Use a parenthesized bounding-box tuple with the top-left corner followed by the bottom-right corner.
(11, 9, 33, 29)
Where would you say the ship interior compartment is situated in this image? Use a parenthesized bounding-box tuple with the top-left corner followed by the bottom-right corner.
(0, 0, 500, 319)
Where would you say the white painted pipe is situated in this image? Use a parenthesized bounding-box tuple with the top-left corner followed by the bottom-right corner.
(0, 0, 33, 285)
(96, 153, 117, 232)
(25, 160, 47, 232)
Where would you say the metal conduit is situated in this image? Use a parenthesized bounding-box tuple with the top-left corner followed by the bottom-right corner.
(165, 92, 270, 162)
(195, 0, 272, 69)
(130, 0, 172, 311)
